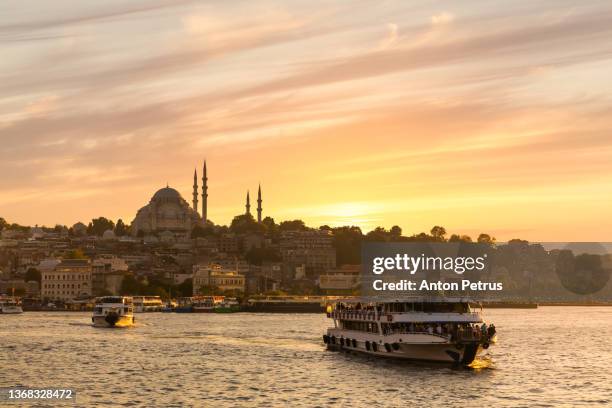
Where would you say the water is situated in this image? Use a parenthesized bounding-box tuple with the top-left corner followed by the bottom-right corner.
(1, 308, 611, 407)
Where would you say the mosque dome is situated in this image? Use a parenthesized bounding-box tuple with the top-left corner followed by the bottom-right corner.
(102, 229, 117, 240)
(131, 184, 201, 237)
(152, 186, 181, 201)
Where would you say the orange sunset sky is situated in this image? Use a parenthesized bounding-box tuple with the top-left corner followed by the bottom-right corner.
(1, 0, 612, 241)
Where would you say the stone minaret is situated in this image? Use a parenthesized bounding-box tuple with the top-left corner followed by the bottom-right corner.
(192, 168, 199, 213)
(246, 190, 251, 215)
(257, 184, 262, 223)
(202, 160, 208, 223)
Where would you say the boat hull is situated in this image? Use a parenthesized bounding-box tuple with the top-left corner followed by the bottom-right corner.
(192, 307, 215, 313)
(324, 330, 486, 365)
(1, 306, 24, 314)
(92, 315, 134, 328)
(214, 306, 240, 313)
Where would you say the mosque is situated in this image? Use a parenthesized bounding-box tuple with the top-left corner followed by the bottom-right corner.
(130, 161, 263, 237)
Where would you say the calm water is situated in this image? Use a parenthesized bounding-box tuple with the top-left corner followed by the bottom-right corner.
(1, 307, 611, 407)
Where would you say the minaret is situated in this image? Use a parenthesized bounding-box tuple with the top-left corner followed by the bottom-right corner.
(202, 160, 208, 223)
(192, 168, 199, 213)
(257, 184, 262, 223)
(245, 190, 251, 215)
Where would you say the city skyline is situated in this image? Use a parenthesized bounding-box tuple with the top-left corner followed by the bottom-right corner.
(2, 1, 612, 240)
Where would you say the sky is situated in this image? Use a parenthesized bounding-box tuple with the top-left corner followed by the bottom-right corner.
(1, 0, 612, 241)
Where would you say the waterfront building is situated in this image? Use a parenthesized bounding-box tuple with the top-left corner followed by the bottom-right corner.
(193, 264, 245, 294)
(212, 257, 250, 276)
(280, 230, 335, 276)
(280, 230, 336, 277)
(318, 264, 361, 293)
(41, 259, 92, 300)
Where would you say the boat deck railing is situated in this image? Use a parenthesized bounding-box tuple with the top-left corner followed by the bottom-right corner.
(329, 310, 481, 321)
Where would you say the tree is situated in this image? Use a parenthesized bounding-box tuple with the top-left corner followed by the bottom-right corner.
(120, 274, 142, 295)
(365, 227, 390, 242)
(87, 217, 115, 236)
(262, 216, 277, 234)
(114, 219, 128, 236)
(477, 233, 496, 245)
(25, 267, 42, 284)
(390, 225, 402, 237)
(177, 278, 193, 297)
(0, 217, 7, 231)
(278, 219, 307, 232)
(449, 234, 473, 242)
(332, 226, 363, 265)
(430, 226, 447, 241)
(191, 224, 215, 239)
(230, 213, 263, 234)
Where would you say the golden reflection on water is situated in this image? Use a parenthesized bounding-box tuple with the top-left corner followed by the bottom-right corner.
(469, 354, 494, 370)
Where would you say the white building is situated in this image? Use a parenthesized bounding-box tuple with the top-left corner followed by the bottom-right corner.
(41, 259, 92, 301)
(193, 264, 245, 295)
(318, 264, 361, 291)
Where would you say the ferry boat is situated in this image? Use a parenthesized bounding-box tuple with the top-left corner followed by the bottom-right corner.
(323, 297, 497, 366)
(0, 296, 23, 314)
(92, 296, 134, 328)
(192, 296, 224, 313)
(132, 296, 163, 312)
(161, 300, 178, 313)
(174, 297, 194, 313)
(214, 297, 240, 313)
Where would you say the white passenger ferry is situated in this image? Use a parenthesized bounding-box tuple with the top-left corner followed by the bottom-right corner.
(92, 296, 134, 328)
(0, 296, 23, 314)
(132, 296, 163, 312)
(192, 296, 224, 313)
(323, 297, 497, 365)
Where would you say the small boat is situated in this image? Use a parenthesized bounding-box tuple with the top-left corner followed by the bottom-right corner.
(323, 297, 497, 366)
(92, 296, 134, 328)
(0, 296, 24, 314)
(214, 298, 240, 313)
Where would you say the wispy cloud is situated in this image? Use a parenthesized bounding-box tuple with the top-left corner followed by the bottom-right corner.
(1, 0, 612, 240)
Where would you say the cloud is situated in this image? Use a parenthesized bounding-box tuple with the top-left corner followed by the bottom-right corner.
(0, 0, 196, 37)
(1, 1, 612, 238)
(378, 23, 398, 49)
(431, 12, 455, 26)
